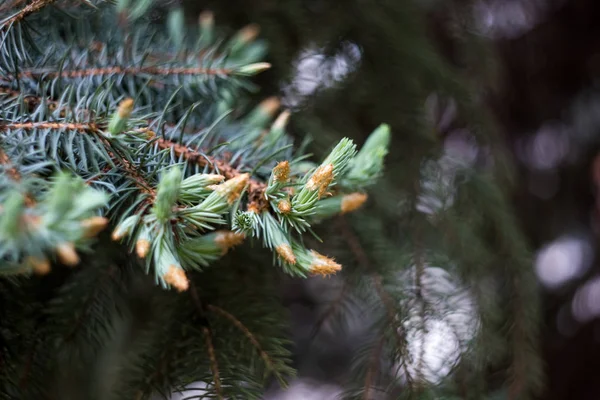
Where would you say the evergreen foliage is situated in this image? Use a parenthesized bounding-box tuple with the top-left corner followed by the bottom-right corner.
(0, 0, 390, 398)
(0, 0, 543, 399)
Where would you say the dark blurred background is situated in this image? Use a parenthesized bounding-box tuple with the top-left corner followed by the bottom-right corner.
(166, 0, 600, 398)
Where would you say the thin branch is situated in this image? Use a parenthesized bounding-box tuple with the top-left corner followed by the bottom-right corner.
(413, 225, 427, 387)
(189, 285, 223, 399)
(336, 216, 415, 389)
(207, 304, 284, 383)
(202, 327, 223, 400)
(364, 336, 385, 400)
(0, 0, 29, 13)
(156, 138, 268, 209)
(0, 148, 35, 205)
(1, 121, 95, 132)
(308, 280, 350, 341)
(2, 0, 56, 27)
(61, 265, 116, 344)
(17, 66, 232, 79)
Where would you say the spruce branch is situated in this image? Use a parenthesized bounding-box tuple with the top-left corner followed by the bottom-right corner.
(337, 216, 415, 390)
(202, 326, 223, 400)
(207, 304, 287, 386)
(16, 65, 234, 79)
(364, 336, 385, 400)
(1, 0, 57, 27)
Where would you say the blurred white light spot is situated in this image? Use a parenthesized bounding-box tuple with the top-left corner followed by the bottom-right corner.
(265, 379, 342, 400)
(572, 277, 600, 323)
(396, 266, 479, 384)
(282, 42, 361, 108)
(535, 234, 593, 289)
(525, 123, 570, 171)
(473, 0, 563, 39)
(416, 131, 478, 216)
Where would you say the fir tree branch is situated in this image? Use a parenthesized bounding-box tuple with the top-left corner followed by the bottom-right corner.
(0, 0, 28, 13)
(336, 216, 415, 389)
(189, 284, 223, 399)
(1, 0, 56, 27)
(413, 226, 427, 387)
(207, 304, 284, 384)
(363, 336, 385, 400)
(61, 264, 118, 344)
(156, 138, 269, 209)
(0, 148, 35, 206)
(16, 66, 233, 79)
(1, 121, 96, 132)
(0, 148, 21, 183)
(202, 327, 223, 400)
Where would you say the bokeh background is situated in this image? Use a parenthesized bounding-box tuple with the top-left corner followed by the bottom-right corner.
(152, 0, 600, 398)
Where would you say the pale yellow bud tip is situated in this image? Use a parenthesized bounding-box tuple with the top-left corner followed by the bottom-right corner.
(56, 242, 79, 267)
(273, 160, 290, 183)
(276, 244, 296, 264)
(272, 110, 291, 131)
(341, 193, 368, 214)
(136, 239, 151, 258)
(117, 98, 134, 119)
(239, 23, 260, 43)
(214, 230, 246, 254)
(81, 216, 109, 238)
(309, 250, 341, 277)
(214, 173, 250, 204)
(26, 256, 51, 275)
(306, 164, 334, 198)
(111, 226, 127, 241)
(199, 10, 214, 26)
(163, 265, 189, 292)
(259, 97, 281, 118)
(277, 200, 291, 214)
(207, 174, 226, 184)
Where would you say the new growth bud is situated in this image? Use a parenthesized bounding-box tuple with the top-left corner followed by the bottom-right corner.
(108, 98, 135, 135)
(277, 199, 291, 214)
(56, 242, 79, 267)
(341, 193, 368, 214)
(26, 256, 51, 275)
(199, 10, 214, 27)
(276, 244, 296, 264)
(117, 98, 134, 119)
(246, 97, 280, 128)
(214, 230, 245, 254)
(273, 161, 290, 183)
(81, 216, 109, 238)
(136, 239, 151, 258)
(111, 215, 139, 241)
(153, 166, 183, 222)
(272, 111, 291, 132)
(163, 265, 189, 292)
(306, 164, 334, 198)
(236, 62, 271, 76)
(308, 250, 341, 277)
(211, 173, 249, 204)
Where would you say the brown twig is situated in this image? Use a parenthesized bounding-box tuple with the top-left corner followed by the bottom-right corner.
(188, 285, 223, 399)
(17, 65, 232, 79)
(0, 0, 29, 13)
(364, 336, 385, 400)
(308, 280, 350, 341)
(0, 148, 35, 205)
(156, 138, 268, 209)
(336, 216, 415, 389)
(1, 121, 95, 132)
(207, 304, 283, 382)
(2, 0, 56, 27)
(202, 326, 223, 400)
